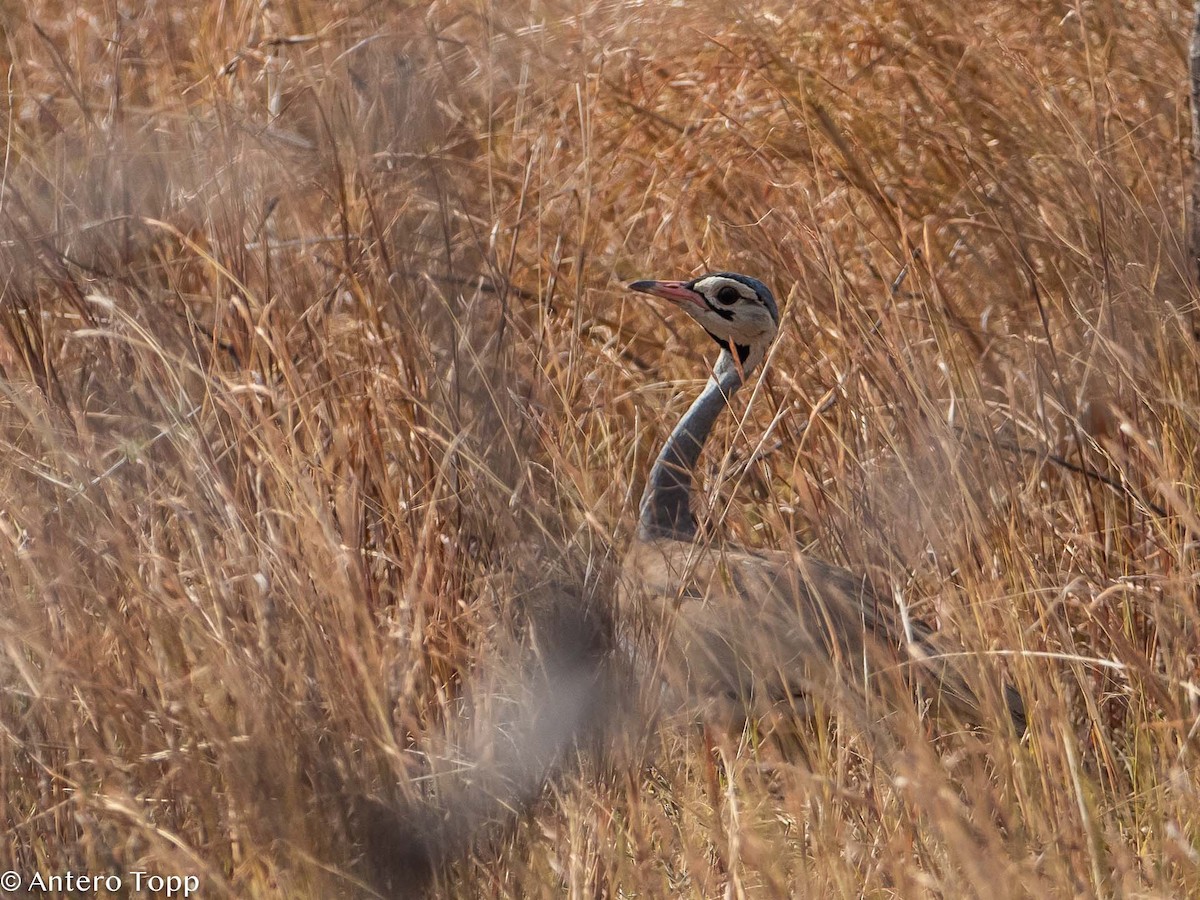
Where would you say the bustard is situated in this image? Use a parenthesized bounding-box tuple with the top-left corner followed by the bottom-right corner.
(620, 272, 1026, 737)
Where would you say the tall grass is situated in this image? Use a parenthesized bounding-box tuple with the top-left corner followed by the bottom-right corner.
(2, 0, 1199, 896)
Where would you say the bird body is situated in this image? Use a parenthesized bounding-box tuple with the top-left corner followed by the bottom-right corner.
(620, 272, 1025, 735)
(623, 534, 1018, 733)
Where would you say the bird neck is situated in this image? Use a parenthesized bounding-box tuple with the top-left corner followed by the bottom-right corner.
(639, 350, 750, 541)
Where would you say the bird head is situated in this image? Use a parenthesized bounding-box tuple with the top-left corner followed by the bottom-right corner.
(628, 272, 779, 374)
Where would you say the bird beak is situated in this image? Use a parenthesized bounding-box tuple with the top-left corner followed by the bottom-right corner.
(628, 279, 705, 309)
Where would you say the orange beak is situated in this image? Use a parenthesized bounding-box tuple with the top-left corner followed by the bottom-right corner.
(628, 279, 705, 310)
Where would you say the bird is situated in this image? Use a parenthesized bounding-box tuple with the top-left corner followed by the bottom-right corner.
(619, 271, 1026, 738)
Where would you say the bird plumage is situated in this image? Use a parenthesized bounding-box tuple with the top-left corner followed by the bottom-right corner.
(620, 272, 1025, 736)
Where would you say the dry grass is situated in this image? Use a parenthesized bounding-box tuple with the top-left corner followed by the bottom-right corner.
(2, 0, 1200, 896)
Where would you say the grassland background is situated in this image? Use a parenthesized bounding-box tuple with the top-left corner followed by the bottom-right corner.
(2, 0, 1200, 897)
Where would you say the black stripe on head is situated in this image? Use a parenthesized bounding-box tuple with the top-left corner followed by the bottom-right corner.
(701, 297, 735, 320)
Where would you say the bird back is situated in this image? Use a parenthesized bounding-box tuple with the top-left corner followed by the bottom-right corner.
(619, 536, 1025, 735)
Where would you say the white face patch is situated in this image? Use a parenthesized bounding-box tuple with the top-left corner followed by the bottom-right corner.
(679, 276, 778, 356)
(691, 276, 759, 303)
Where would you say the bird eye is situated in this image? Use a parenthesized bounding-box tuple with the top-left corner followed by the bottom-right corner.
(715, 286, 741, 305)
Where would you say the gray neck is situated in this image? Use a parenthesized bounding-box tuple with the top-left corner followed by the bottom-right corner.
(639, 351, 746, 541)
